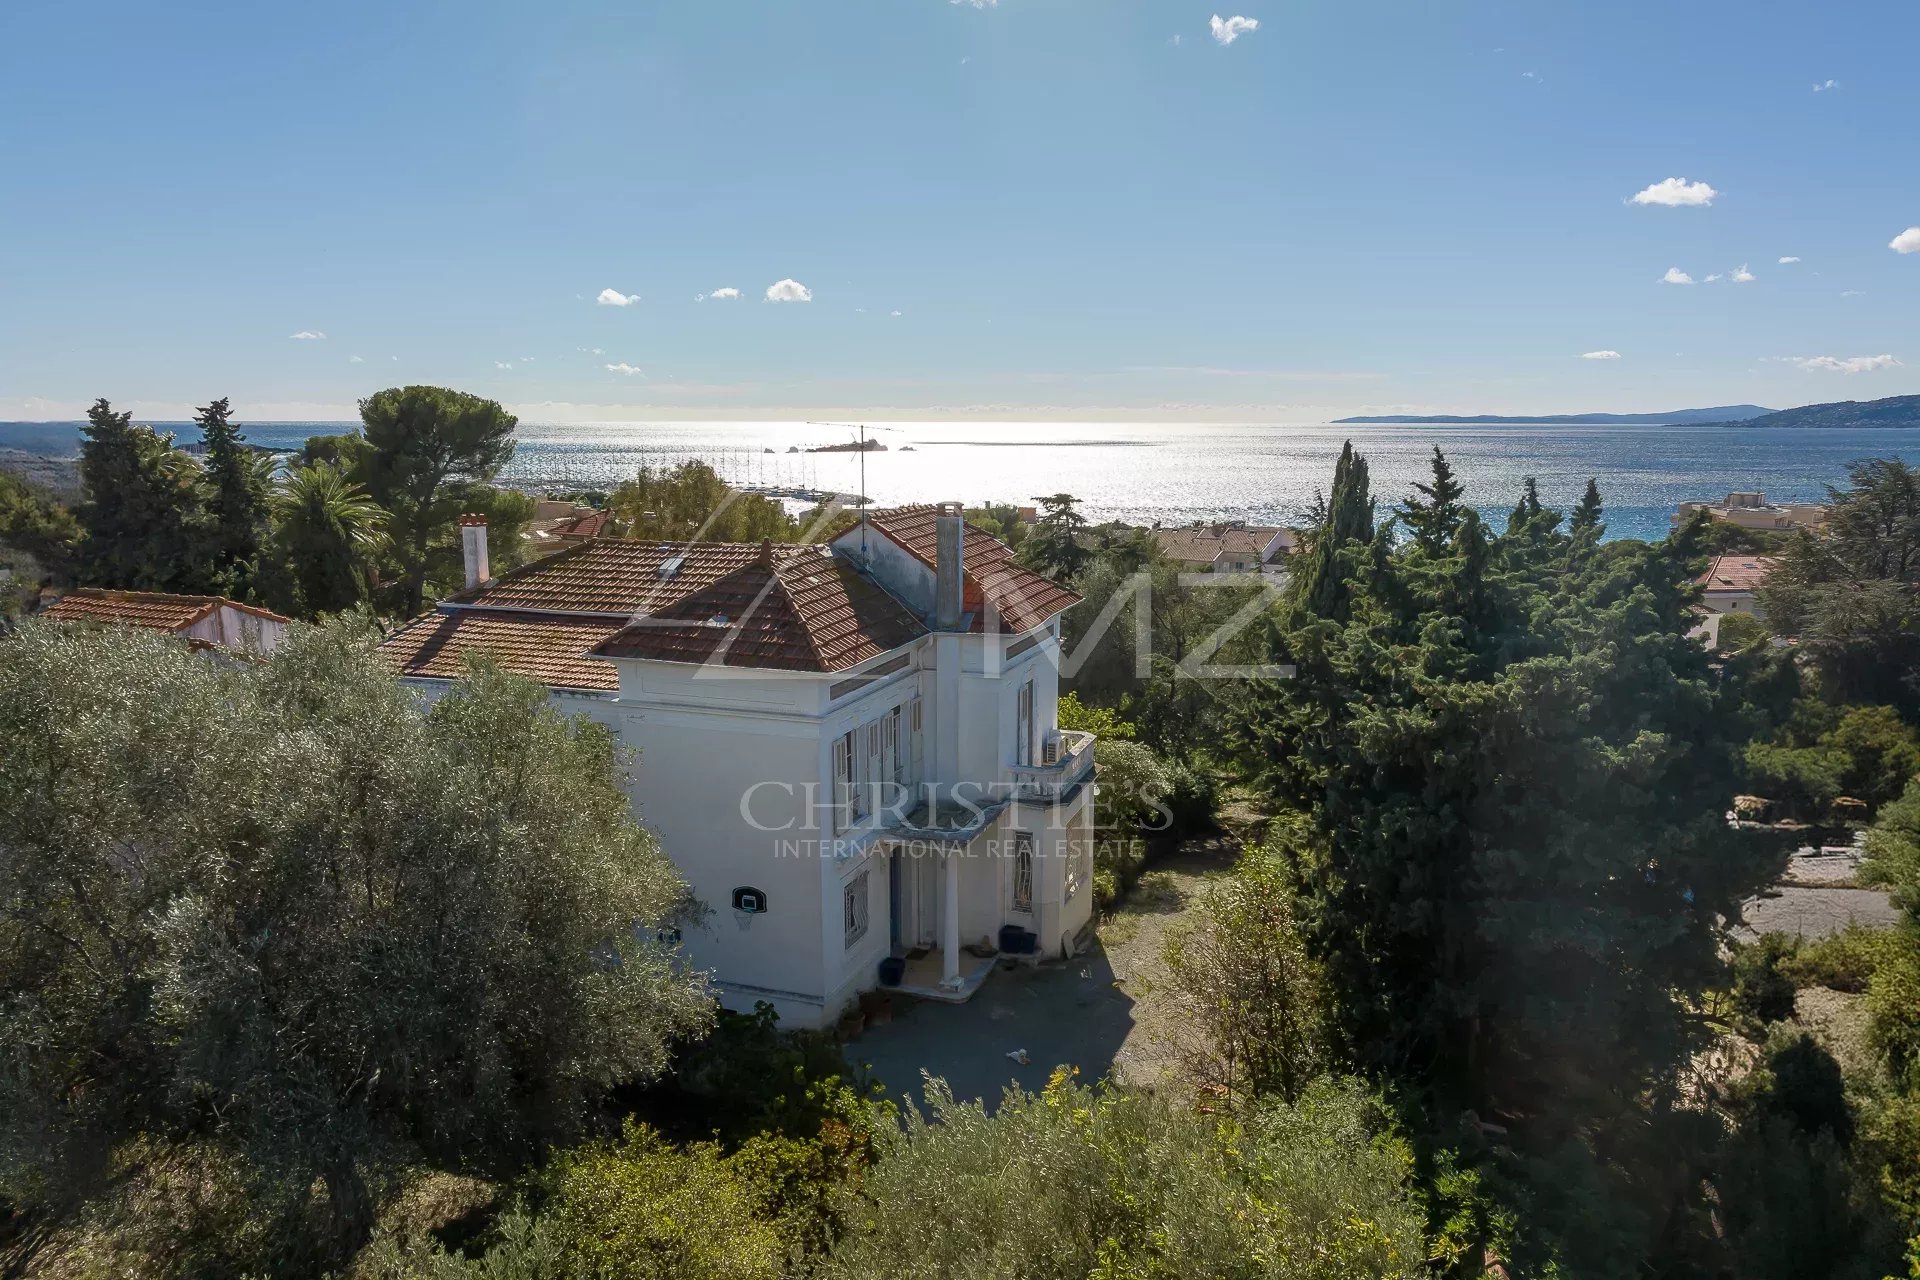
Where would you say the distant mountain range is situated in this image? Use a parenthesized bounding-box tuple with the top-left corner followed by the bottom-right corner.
(1715, 394, 1920, 430)
(1334, 405, 1775, 426)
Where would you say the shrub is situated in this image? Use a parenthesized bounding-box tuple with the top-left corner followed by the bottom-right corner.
(821, 1072, 1429, 1280)
(1161, 759, 1220, 836)
(1728, 933, 1801, 1030)
(1056, 690, 1137, 741)
(1865, 928, 1920, 1090)
(1780, 923, 1896, 993)
(1716, 610, 1771, 652)
(1162, 850, 1326, 1101)
(535, 1122, 783, 1280)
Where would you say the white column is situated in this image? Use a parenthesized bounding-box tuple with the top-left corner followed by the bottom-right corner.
(942, 848, 961, 984)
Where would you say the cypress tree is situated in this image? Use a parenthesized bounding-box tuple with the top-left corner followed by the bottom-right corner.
(196, 397, 268, 597)
(76, 398, 213, 592)
(1403, 446, 1466, 554)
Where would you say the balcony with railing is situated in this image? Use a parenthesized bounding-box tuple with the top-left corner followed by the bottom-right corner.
(1009, 728, 1096, 803)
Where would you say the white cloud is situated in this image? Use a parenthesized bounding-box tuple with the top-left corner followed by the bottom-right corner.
(1704, 273, 1723, 283)
(1210, 14, 1258, 45)
(1521, 70, 1539, 81)
(1660, 267, 1695, 285)
(1731, 263, 1756, 283)
(1170, 33, 1182, 46)
(1581, 350, 1622, 360)
(1789, 354, 1901, 374)
(950, 0, 996, 7)
(765, 278, 813, 302)
(494, 361, 514, 370)
(596, 288, 639, 306)
(891, 310, 903, 317)
(1891, 227, 1920, 254)
(706, 287, 741, 300)
(605, 362, 644, 376)
(1630, 177, 1718, 207)
(1814, 79, 1838, 92)
(1778, 255, 1801, 264)
(348, 354, 364, 363)
(1841, 289, 1866, 297)
(289, 330, 326, 340)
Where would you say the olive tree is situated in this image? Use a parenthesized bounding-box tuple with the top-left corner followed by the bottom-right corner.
(0, 619, 712, 1264)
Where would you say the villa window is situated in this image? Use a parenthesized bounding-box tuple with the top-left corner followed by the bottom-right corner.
(908, 698, 924, 780)
(832, 731, 855, 834)
(1010, 831, 1034, 914)
(844, 869, 870, 948)
(1015, 681, 1033, 767)
(883, 706, 903, 786)
(1065, 836, 1089, 903)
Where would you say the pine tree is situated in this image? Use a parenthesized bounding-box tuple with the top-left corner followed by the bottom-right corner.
(1229, 441, 1782, 1274)
(195, 397, 268, 597)
(1403, 446, 1466, 554)
(1024, 493, 1091, 580)
(76, 398, 215, 592)
(1570, 478, 1604, 538)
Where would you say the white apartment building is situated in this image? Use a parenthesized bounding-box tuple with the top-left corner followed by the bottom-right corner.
(381, 504, 1097, 1029)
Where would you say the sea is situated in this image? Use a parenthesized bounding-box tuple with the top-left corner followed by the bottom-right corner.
(7, 418, 1917, 545)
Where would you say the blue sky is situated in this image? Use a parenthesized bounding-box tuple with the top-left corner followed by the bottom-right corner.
(1, 0, 1915, 422)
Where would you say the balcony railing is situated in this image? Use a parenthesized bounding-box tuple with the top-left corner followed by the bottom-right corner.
(1009, 729, 1096, 803)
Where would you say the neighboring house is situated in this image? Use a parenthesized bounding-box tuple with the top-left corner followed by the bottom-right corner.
(1674, 492, 1827, 533)
(378, 504, 1096, 1029)
(525, 502, 613, 553)
(1151, 521, 1297, 574)
(1698, 554, 1776, 617)
(37, 588, 291, 654)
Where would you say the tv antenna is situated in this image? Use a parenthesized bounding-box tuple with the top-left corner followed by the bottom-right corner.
(805, 420, 871, 558)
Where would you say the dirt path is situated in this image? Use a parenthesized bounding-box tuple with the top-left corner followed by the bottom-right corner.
(1100, 799, 1264, 1089)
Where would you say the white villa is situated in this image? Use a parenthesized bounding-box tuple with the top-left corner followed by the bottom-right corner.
(380, 504, 1097, 1029)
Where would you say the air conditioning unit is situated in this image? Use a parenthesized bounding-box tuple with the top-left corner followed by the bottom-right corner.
(1041, 734, 1061, 766)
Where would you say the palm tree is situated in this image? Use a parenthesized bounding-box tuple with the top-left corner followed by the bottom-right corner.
(272, 462, 387, 617)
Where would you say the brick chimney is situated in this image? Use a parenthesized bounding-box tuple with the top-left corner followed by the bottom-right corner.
(935, 501, 964, 631)
(459, 514, 490, 589)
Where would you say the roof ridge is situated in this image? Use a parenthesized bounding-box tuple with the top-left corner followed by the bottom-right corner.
(765, 548, 830, 670)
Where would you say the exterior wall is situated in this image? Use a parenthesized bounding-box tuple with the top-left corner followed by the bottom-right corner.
(182, 604, 291, 654)
(1703, 589, 1761, 618)
(400, 608, 1084, 1029)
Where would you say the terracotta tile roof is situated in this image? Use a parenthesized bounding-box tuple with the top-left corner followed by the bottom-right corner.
(39, 589, 289, 633)
(382, 540, 927, 684)
(590, 544, 926, 672)
(552, 508, 612, 540)
(1699, 554, 1776, 594)
(1152, 524, 1294, 564)
(382, 611, 624, 691)
(861, 505, 1083, 632)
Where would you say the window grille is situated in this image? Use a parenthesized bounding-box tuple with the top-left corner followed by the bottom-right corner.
(1011, 831, 1035, 914)
(844, 869, 870, 947)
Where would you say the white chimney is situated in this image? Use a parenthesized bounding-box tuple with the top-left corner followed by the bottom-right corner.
(460, 514, 491, 589)
(934, 501, 964, 631)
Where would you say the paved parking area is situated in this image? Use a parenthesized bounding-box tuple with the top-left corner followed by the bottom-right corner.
(844, 943, 1138, 1112)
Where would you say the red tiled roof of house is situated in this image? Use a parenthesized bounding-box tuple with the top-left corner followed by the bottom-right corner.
(381, 611, 624, 691)
(1698, 554, 1776, 594)
(861, 505, 1082, 632)
(553, 508, 613, 540)
(1151, 524, 1293, 564)
(38, 589, 290, 633)
(382, 540, 928, 684)
(590, 544, 927, 671)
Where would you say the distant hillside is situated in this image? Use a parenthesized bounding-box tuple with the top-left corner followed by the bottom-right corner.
(1717, 394, 1920, 429)
(1334, 405, 1774, 426)
(0, 422, 84, 454)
